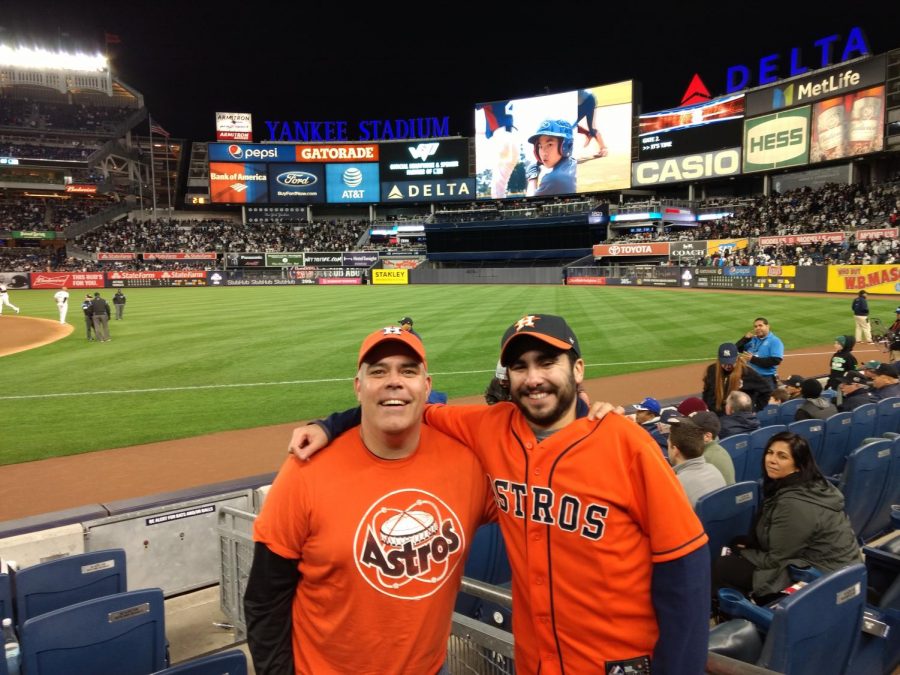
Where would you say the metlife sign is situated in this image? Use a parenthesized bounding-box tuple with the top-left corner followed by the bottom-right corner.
(632, 148, 741, 186)
(745, 55, 886, 117)
(380, 178, 476, 203)
(378, 139, 469, 179)
(743, 107, 811, 174)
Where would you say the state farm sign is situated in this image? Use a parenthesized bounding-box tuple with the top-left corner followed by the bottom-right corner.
(593, 242, 670, 257)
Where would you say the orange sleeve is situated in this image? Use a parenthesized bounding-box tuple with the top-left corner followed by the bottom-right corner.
(424, 403, 504, 466)
(253, 457, 311, 561)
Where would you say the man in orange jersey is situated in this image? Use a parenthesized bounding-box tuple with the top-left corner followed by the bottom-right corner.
(246, 326, 494, 674)
(291, 314, 711, 674)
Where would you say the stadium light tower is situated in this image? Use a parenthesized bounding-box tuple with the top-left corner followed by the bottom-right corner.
(0, 42, 112, 95)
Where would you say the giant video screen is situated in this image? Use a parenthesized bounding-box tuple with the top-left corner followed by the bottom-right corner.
(474, 81, 633, 199)
(638, 93, 744, 160)
(809, 86, 885, 163)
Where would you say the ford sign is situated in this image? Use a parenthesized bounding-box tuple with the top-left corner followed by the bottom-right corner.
(276, 171, 318, 187)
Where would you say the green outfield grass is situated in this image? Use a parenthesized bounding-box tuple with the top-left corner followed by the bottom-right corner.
(1, 285, 895, 465)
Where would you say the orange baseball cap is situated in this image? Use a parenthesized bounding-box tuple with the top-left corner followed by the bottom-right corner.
(358, 327, 427, 369)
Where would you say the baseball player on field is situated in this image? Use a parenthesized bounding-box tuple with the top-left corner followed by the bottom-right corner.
(53, 286, 69, 324)
(291, 314, 710, 674)
(0, 283, 20, 315)
(246, 327, 494, 674)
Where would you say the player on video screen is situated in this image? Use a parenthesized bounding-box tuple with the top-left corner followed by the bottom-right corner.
(477, 101, 519, 198)
(525, 119, 577, 197)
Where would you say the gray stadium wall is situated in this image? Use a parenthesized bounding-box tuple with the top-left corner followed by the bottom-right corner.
(409, 267, 564, 285)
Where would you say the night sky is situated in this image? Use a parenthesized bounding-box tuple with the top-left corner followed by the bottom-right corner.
(2, 2, 899, 142)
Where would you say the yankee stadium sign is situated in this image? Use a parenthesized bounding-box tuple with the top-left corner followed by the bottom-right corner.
(265, 116, 451, 142)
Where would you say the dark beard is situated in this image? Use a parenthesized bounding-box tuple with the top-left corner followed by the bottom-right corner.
(511, 373, 577, 429)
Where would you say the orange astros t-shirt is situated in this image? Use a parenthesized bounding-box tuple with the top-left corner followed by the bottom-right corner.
(253, 424, 494, 675)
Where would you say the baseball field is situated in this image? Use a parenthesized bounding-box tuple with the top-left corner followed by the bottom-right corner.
(1, 285, 895, 466)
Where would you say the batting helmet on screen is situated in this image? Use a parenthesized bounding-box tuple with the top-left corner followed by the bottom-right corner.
(527, 119, 574, 163)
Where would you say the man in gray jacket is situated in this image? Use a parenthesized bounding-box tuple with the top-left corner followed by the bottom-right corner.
(794, 379, 838, 421)
(668, 417, 726, 508)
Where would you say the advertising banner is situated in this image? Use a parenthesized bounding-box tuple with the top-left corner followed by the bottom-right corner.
(670, 241, 709, 259)
(810, 86, 885, 163)
(97, 252, 137, 260)
(343, 252, 379, 267)
(268, 163, 326, 203)
(215, 112, 253, 142)
(11, 230, 58, 239)
(107, 271, 209, 288)
(295, 144, 379, 162)
(707, 239, 749, 255)
(326, 163, 380, 203)
(856, 228, 898, 241)
(143, 252, 218, 260)
(0, 272, 29, 288)
(827, 265, 900, 294)
(381, 257, 425, 269)
(226, 253, 265, 267)
(742, 107, 811, 173)
(592, 242, 670, 257)
(373, 269, 409, 285)
(381, 178, 476, 202)
(246, 206, 306, 223)
(265, 253, 305, 267)
(745, 55, 887, 117)
(756, 266, 796, 277)
(318, 277, 362, 285)
(64, 184, 97, 193)
(758, 232, 845, 246)
(209, 162, 268, 203)
(304, 252, 345, 267)
(632, 148, 741, 186)
(566, 276, 607, 285)
(29, 272, 104, 289)
(639, 93, 745, 160)
(208, 143, 295, 163)
(378, 139, 469, 180)
(475, 80, 633, 198)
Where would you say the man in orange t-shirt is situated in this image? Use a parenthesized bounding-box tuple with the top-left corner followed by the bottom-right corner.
(246, 327, 494, 674)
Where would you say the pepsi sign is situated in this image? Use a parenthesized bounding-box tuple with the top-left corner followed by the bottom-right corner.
(325, 163, 379, 203)
(269, 163, 325, 203)
(208, 143, 295, 163)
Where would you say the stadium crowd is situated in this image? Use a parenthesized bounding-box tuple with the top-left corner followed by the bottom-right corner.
(0, 98, 134, 133)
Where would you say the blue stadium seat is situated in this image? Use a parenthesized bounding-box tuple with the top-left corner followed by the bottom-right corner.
(862, 436, 900, 541)
(153, 649, 247, 674)
(711, 564, 866, 675)
(14, 549, 127, 628)
(874, 397, 900, 437)
(21, 588, 166, 675)
(820, 412, 854, 477)
(848, 403, 878, 453)
(839, 439, 892, 543)
(777, 398, 804, 425)
(787, 419, 826, 465)
(0, 573, 10, 623)
(454, 523, 511, 618)
(758, 404, 781, 427)
(719, 434, 751, 483)
(746, 425, 787, 483)
(695, 481, 759, 560)
(426, 390, 448, 404)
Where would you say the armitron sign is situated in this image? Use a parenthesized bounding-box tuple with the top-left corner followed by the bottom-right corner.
(593, 242, 670, 257)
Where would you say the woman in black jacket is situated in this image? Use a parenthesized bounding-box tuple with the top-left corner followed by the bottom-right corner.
(712, 432, 859, 605)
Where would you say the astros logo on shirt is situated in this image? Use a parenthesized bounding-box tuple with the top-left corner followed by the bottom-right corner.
(354, 489, 464, 600)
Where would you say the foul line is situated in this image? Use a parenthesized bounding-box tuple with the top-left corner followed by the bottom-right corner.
(0, 350, 840, 401)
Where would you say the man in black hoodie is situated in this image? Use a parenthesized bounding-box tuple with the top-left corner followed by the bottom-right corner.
(795, 378, 838, 421)
(826, 335, 857, 390)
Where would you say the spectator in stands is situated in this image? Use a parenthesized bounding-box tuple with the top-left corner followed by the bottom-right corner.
(779, 375, 805, 400)
(868, 362, 900, 400)
(712, 432, 859, 606)
(702, 342, 772, 414)
(690, 411, 735, 485)
(768, 387, 792, 404)
(826, 336, 858, 390)
(484, 360, 511, 405)
(837, 371, 877, 412)
(794, 378, 838, 421)
(677, 397, 708, 416)
(630, 396, 661, 432)
(668, 417, 726, 508)
(719, 391, 761, 439)
(736, 318, 784, 388)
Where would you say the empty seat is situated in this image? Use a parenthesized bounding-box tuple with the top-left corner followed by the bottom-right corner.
(719, 434, 750, 483)
(0, 573, 10, 623)
(820, 412, 854, 477)
(787, 419, 826, 465)
(860, 436, 900, 541)
(777, 398, 804, 425)
(848, 403, 878, 453)
(839, 439, 892, 543)
(873, 396, 900, 437)
(21, 588, 166, 675)
(14, 549, 127, 628)
(758, 404, 781, 427)
(695, 481, 759, 559)
(153, 649, 247, 674)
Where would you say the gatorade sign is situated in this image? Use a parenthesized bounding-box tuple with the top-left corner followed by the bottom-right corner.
(743, 107, 810, 173)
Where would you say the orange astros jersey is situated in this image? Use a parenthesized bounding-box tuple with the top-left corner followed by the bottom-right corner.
(423, 404, 708, 674)
(254, 425, 494, 675)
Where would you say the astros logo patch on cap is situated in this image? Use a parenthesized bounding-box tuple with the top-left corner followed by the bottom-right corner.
(358, 326, 427, 369)
(499, 314, 580, 366)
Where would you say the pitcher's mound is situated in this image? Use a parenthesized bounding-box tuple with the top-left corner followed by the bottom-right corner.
(0, 316, 74, 357)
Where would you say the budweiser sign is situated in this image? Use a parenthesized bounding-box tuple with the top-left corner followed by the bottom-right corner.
(566, 277, 606, 285)
(97, 252, 136, 261)
(758, 232, 845, 246)
(65, 184, 97, 193)
(593, 242, 670, 257)
(855, 228, 899, 241)
(30, 272, 104, 289)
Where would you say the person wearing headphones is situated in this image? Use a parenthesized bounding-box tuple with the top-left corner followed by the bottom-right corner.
(524, 119, 577, 197)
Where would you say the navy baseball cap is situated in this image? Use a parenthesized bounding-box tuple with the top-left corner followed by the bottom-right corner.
(633, 397, 661, 415)
(660, 409, 687, 425)
(718, 343, 739, 366)
(500, 314, 580, 366)
(873, 363, 898, 377)
(840, 371, 869, 386)
(780, 374, 805, 388)
(398, 316, 413, 326)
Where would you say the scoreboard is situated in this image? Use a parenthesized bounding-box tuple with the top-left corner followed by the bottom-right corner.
(694, 266, 796, 291)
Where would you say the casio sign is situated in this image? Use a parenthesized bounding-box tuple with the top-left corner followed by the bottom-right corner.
(276, 171, 317, 187)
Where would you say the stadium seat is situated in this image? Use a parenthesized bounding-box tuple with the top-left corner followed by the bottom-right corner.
(874, 397, 900, 437)
(0, 573, 10, 623)
(426, 390, 448, 404)
(848, 403, 878, 454)
(719, 434, 751, 483)
(711, 564, 866, 675)
(746, 425, 787, 483)
(758, 404, 781, 427)
(787, 419, 826, 465)
(839, 439, 892, 543)
(454, 523, 511, 618)
(861, 436, 900, 541)
(695, 481, 759, 559)
(153, 649, 247, 674)
(14, 549, 127, 628)
(820, 412, 854, 477)
(777, 398, 804, 425)
(20, 588, 166, 675)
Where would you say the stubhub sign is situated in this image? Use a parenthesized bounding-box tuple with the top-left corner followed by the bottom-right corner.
(208, 143, 295, 162)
